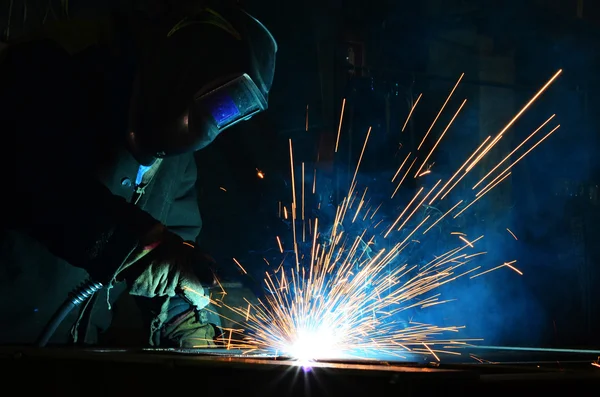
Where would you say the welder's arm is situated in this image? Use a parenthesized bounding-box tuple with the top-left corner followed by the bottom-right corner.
(15, 172, 161, 283)
(0, 40, 160, 283)
(156, 156, 219, 346)
(164, 155, 203, 242)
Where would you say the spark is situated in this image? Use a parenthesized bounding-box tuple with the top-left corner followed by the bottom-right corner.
(423, 343, 440, 362)
(232, 258, 248, 275)
(213, 277, 227, 296)
(402, 93, 422, 132)
(465, 69, 562, 173)
(289, 139, 299, 269)
(256, 169, 265, 179)
(214, 70, 561, 363)
(350, 127, 372, 195)
(385, 187, 424, 237)
(415, 99, 467, 177)
(335, 98, 347, 152)
(465, 252, 486, 259)
(506, 228, 518, 240)
(395, 180, 441, 233)
(392, 152, 412, 182)
(306, 104, 309, 131)
(458, 236, 474, 248)
(470, 260, 521, 279)
(473, 125, 560, 195)
(391, 157, 418, 199)
(454, 172, 512, 219)
(472, 114, 556, 189)
(370, 203, 382, 220)
(505, 262, 523, 276)
(422, 200, 463, 235)
(429, 136, 492, 205)
(302, 162, 305, 221)
(469, 354, 497, 364)
(418, 73, 464, 150)
(219, 187, 227, 192)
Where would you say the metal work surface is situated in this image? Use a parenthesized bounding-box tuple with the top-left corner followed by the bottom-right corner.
(1, 346, 599, 396)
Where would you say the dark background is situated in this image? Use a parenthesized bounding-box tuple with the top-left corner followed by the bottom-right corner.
(3, 0, 599, 349)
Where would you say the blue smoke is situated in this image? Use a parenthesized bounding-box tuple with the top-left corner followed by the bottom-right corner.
(205, 0, 600, 351)
(272, 79, 590, 349)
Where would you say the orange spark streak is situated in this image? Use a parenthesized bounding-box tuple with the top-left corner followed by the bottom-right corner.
(470, 260, 519, 279)
(473, 114, 556, 189)
(232, 258, 248, 274)
(289, 139, 299, 268)
(422, 201, 463, 235)
(415, 99, 467, 177)
(392, 152, 412, 182)
(302, 162, 305, 220)
(396, 180, 441, 232)
(305, 104, 309, 131)
(429, 136, 491, 205)
(349, 127, 372, 196)
(402, 93, 422, 132)
(454, 172, 512, 218)
(335, 98, 346, 152)
(423, 342, 441, 361)
(458, 235, 474, 248)
(418, 73, 464, 150)
(475, 125, 560, 195)
(385, 187, 424, 238)
(391, 157, 418, 199)
(466, 69, 562, 173)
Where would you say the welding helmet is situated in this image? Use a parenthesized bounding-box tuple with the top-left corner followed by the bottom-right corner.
(129, 6, 277, 161)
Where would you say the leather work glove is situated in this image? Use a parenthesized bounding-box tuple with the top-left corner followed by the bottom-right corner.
(118, 225, 216, 311)
(159, 297, 217, 348)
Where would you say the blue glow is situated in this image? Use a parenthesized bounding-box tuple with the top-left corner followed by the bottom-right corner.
(209, 92, 241, 128)
(136, 164, 153, 185)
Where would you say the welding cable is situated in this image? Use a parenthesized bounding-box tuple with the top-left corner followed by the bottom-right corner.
(35, 279, 104, 347)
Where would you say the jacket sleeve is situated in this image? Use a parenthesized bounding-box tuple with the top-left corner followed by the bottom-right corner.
(165, 155, 203, 242)
(1, 40, 160, 281)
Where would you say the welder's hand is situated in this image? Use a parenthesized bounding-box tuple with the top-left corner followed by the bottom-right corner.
(120, 227, 216, 311)
(160, 306, 217, 348)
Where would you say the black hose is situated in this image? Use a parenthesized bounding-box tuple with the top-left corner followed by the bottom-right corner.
(35, 280, 104, 347)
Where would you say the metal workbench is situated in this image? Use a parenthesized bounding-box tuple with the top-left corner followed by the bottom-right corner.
(1, 346, 599, 396)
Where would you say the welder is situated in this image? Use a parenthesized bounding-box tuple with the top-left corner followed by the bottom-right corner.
(0, 1, 276, 347)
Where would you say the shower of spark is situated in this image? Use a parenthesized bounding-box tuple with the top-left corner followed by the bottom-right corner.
(207, 70, 563, 363)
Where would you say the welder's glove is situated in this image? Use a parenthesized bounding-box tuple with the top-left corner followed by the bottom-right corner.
(118, 225, 216, 311)
(160, 305, 217, 348)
